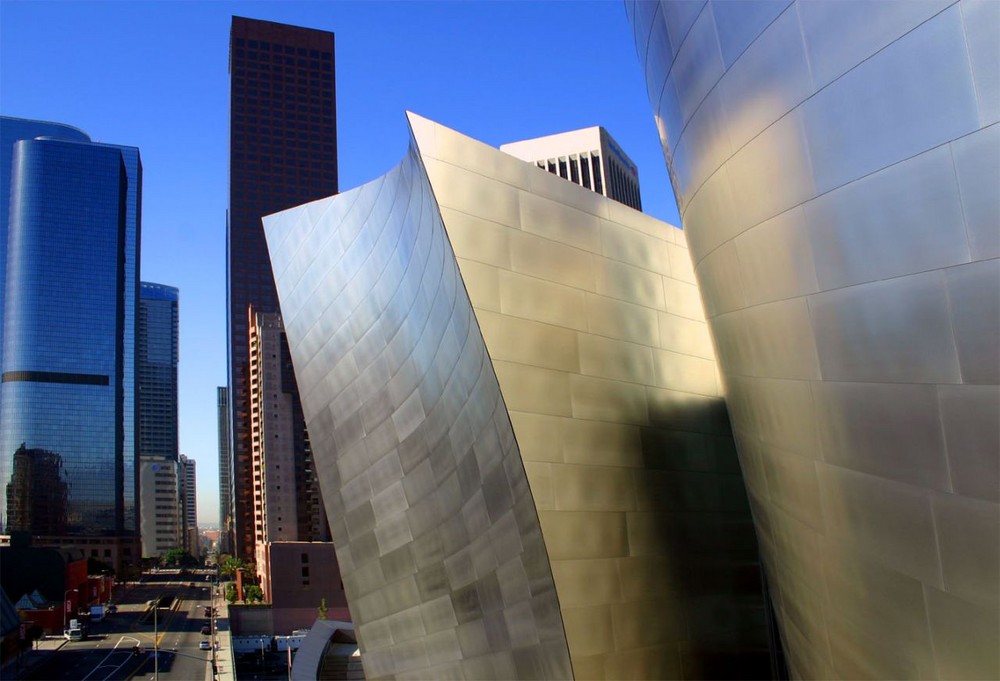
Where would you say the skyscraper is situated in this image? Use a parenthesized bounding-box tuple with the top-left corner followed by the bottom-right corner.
(247, 308, 328, 579)
(0, 117, 90, 371)
(227, 16, 338, 560)
(0, 131, 141, 573)
(137, 282, 179, 558)
(138, 456, 180, 558)
(216, 386, 233, 554)
(138, 283, 179, 461)
(179, 453, 198, 557)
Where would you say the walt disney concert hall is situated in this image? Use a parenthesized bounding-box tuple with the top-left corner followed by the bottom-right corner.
(264, 2, 998, 678)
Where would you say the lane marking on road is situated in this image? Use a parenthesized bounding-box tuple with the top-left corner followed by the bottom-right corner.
(80, 635, 141, 681)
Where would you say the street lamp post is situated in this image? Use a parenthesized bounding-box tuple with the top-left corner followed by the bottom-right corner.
(63, 589, 78, 633)
(154, 598, 159, 681)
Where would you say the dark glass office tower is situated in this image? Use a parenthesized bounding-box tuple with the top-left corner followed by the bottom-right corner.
(0, 135, 141, 571)
(138, 282, 179, 460)
(227, 16, 337, 559)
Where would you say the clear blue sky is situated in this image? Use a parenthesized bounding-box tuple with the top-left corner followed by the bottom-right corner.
(0, 1, 680, 526)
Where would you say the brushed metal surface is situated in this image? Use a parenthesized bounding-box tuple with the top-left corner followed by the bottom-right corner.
(962, 0, 1000, 124)
(267, 113, 772, 679)
(265, 138, 571, 679)
(629, 1, 1000, 677)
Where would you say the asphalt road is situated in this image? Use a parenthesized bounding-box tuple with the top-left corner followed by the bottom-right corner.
(26, 579, 216, 681)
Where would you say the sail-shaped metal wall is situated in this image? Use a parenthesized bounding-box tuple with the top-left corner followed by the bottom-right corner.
(626, 2, 999, 678)
(264, 113, 774, 679)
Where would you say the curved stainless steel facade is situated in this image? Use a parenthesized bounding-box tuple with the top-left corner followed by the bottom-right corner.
(265, 113, 773, 679)
(627, 2, 999, 678)
(265, 130, 574, 680)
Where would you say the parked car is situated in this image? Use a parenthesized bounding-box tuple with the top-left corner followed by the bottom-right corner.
(199, 640, 211, 650)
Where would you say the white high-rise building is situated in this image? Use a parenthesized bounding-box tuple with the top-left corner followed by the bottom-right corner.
(138, 456, 180, 558)
(217, 386, 233, 554)
(500, 126, 642, 210)
(178, 454, 198, 557)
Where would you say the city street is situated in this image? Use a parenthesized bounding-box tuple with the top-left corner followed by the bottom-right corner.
(23, 576, 218, 681)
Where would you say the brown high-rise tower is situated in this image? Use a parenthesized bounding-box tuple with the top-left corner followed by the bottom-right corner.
(227, 16, 337, 559)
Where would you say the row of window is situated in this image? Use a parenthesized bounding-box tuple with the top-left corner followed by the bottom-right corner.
(234, 53, 332, 71)
(233, 68, 332, 84)
(537, 153, 605, 195)
(607, 159, 642, 211)
(233, 38, 332, 61)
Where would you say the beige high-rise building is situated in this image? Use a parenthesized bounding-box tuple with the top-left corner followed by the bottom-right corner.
(248, 308, 329, 592)
(139, 456, 180, 558)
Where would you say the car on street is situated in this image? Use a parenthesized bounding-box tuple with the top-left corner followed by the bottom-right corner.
(199, 640, 211, 650)
(201, 625, 211, 635)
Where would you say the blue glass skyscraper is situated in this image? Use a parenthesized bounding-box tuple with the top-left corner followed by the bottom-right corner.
(0, 129, 141, 571)
(0, 117, 90, 378)
(138, 282, 178, 461)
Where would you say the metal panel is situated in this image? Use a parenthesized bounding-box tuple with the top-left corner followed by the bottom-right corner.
(817, 465, 942, 588)
(797, 0, 954, 89)
(801, 5, 980, 194)
(809, 272, 962, 383)
(497, 269, 588, 332)
(734, 206, 819, 306)
(693, 240, 745, 317)
(710, 0, 790, 68)
(945, 259, 1000, 384)
(951, 123, 1000, 260)
(661, 0, 707, 61)
(509, 230, 596, 292)
(812, 381, 950, 490)
(726, 108, 815, 230)
(669, 2, 723, 126)
(806, 140, 971, 291)
(739, 298, 821, 380)
(962, 0, 1000, 124)
(933, 494, 1000, 606)
(595, 258, 667, 311)
(938, 385, 1000, 502)
(925, 586, 1000, 680)
(672, 86, 732, 200)
(717, 3, 812, 152)
(519, 190, 602, 255)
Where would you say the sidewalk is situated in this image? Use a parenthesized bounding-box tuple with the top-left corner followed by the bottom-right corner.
(212, 586, 235, 681)
(1, 635, 67, 679)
